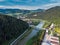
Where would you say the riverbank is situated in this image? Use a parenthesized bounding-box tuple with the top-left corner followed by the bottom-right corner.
(26, 30, 46, 45)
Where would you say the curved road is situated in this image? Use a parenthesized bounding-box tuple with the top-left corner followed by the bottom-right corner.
(17, 22, 45, 45)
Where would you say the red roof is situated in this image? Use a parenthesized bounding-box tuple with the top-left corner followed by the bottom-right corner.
(51, 41, 59, 45)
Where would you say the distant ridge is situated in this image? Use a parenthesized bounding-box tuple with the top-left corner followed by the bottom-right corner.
(0, 9, 44, 14)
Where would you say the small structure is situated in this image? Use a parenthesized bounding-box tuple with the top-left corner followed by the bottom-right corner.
(49, 23, 55, 30)
(33, 14, 37, 16)
(49, 36, 59, 45)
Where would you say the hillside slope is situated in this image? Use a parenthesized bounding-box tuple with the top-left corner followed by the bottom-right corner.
(27, 6, 60, 24)
(0, 14, 29, 45)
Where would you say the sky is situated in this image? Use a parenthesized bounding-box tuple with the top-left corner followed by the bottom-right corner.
(0, 0, 60, 10)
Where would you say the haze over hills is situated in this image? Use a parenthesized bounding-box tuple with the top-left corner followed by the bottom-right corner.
(0, 9, 44, 14)
(0, 9, 31, 14)
(27, 6, 60, 24)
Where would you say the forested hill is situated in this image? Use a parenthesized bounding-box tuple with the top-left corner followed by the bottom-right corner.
(0, 9, 44, 14)
(27, 6, 60, 24)
(0, 14, 29, 45)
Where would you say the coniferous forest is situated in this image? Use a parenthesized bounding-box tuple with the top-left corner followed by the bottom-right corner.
(0, 14, 29, 45)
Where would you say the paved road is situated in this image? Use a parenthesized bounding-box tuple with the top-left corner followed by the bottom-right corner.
(17, 22, 44, 45)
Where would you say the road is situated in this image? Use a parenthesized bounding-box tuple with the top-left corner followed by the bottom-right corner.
(42, 23, 59, 45)
(16, 22, 45, 45)
(42, 29, 51, 45)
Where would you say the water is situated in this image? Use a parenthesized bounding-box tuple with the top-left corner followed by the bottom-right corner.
(18, 22, 44, 45)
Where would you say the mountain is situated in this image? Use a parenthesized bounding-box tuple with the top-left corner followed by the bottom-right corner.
(0, 14, 29, 45)
(27, 6, 60, 24)
(0, 9, 44, 14)
(31, 9, 44, 12)
(0, 9, 31, 14)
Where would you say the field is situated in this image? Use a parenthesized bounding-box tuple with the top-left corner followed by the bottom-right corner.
(55, 27, 60, 34)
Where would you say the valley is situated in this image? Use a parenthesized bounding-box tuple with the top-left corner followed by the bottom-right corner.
(0, 6, 60, 45)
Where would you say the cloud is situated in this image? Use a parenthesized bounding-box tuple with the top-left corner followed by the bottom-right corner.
(50, 0, 56, 2)
(0, 5, 38, 10)
(0, 0, 4, 2)
(0, 3, 60, 10)
(12, 0, 32, 2)
(50, 0, 60, 3)
(0, 0, 60, 6)
(0, 0, 60, 10)
(40, 3, 60, 9)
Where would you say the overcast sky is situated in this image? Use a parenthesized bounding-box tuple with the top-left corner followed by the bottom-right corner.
(0, 0, 60, 10)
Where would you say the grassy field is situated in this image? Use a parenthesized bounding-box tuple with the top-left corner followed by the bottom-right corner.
(55, 27, 60, 34)
(43, 22, 50, 28)
(26, 30, 45, 45)
(55, 27, 60, 43)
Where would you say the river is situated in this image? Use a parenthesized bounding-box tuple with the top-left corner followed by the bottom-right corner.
(17, 22, 45, 45)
